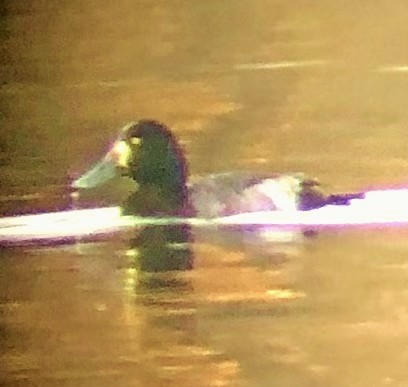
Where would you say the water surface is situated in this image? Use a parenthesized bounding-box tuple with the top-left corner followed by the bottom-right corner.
(1, 1, 408, 386)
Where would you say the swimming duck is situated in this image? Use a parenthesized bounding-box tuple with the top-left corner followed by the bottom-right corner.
(72, 120, 362, 217)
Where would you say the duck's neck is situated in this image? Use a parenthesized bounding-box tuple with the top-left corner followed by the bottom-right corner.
(121, 181, 190, 217)
(125, 139, 191, 216)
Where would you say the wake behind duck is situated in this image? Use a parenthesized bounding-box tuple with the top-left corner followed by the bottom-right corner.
(2, 119, 408, 246)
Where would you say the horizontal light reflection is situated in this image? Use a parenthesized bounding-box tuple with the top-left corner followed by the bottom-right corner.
(2, 189, 408, 243)
(234, 60, 327, 71)
(221, 189, 408, 226)
(0, 207, 126, 242)
(377, 65, 408, 73)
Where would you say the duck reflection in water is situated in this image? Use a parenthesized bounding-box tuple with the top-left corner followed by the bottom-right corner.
(130, 224, 193, 275)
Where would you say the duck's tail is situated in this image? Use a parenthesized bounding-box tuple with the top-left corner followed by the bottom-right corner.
(325, 192, 365, 206)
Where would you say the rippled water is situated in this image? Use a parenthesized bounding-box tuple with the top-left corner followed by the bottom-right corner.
(2, 1, 408, 386)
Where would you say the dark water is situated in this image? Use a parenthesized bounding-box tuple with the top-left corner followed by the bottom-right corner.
(2, 1, 408, 385)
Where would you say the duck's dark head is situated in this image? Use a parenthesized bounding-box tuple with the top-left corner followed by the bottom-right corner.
(72, 120, 189, 215)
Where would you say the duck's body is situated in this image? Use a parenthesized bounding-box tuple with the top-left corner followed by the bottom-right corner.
(72, 120, 362, 218)
(188, 172, 322, 217)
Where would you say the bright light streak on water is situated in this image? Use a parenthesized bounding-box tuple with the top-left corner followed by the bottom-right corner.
(2, 189, 408, 244)
(234, 60, 328, 71)
(377, 65, 408, 73)
(0, 207, 126, 242)
(221, 189, 408, 226)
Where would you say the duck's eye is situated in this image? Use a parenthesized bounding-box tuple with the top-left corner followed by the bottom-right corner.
(130, 137, 142, 146)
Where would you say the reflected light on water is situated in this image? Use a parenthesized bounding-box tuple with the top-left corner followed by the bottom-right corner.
(0, 207, 126, 242)
(377, 65, 408, 73)
(220, 189, 408, 226)
(203, 289, 305, 303)
(3, 189, 408, 243)
(234, 60, 328, 71)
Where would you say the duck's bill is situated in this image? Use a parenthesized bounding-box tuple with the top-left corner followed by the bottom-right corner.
(72, 154, 118, 189)
(72, 138, 133, 189)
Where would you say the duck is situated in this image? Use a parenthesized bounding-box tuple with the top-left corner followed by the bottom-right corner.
(71, 120, 363, 218)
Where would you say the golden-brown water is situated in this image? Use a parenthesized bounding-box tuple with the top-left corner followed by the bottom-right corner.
(2, 1, 408, 386)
